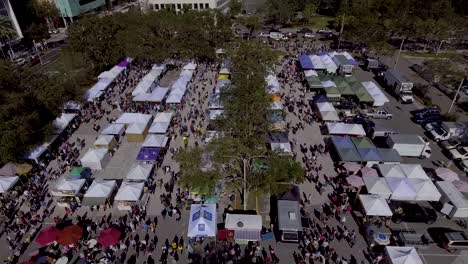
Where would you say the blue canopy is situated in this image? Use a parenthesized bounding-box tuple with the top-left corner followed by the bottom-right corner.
(136, 147, 161, 161)
(357, 148, 382, 161)
(299, 55, 314, 69)
(331, 136, 355, 149)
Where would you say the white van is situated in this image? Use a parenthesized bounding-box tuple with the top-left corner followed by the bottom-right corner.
(269, 32, 284, 40)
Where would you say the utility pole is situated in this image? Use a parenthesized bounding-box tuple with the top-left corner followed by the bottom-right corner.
(448, 78, 466, 113)
(393, 38, 405, 70)
(436, 40, 445, 56)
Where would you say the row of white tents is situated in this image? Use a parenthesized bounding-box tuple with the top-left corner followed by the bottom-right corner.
(132, 64, 167, 97)
(326, 122, 366, 136)
(166, 62, 197, 104)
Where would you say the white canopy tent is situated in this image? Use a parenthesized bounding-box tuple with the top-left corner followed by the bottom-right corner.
(270, 101, 283, 110)
(270, 142, 293, 155)
(154, 112, 173, 123)
(94, 135, 116, 149)
(80, 148, 111, 170)
(115, 113, 152, 126)
(265, 74, 280, 94)
(53, 113, 77, 134)
(399, 164, 429, 180)
(321, 111, 340, 121)
(359, 194, 393, 216)
(114, 181, 144, 201)
(132, 67, 165, 96)
(101, 123, 125, 137)
(304, 70, 318, 77)
(84, 80, 110, 101)
(142, 134, 169, 148)
(133, 87, 169, 102)
(0, 176, 19, 193)
(148, 122, 170, 134)
(126, 123, 147, 134)
(385, 246, 424, 264)
(436, 181, 468, 218)
(209, 110, 224, 120)
(376, 164, 406, 178)
(84, 180, 116, 198)
(309, 55, 326, 70)
(318, 54, 338, 74)
(26, 143, 49, 163)
(166, 88, 186, 104)
(361, 81, 389, 107)
(326, 123, 366, 136)
(183, 62, 197, 70)
(386, 177, 417, 201)
(225, 214, 262, 241)
(410, 179, 441, 201)
(321, 80, 337, 88)
(316, 102, 336, 112)
(51, 178, 86, 197)
(187, 204, 217, 238)
(126, 163, 153, 181)
(363, 176, 392, 199)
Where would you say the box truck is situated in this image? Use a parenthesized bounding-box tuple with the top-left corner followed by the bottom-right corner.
(383, 69, 414, 103)
(386, 134, 431, 159)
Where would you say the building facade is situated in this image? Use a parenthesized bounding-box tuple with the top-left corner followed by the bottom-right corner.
(52, 0, 106, 17)
(145, 0, 230, 13)
(0, 0, 23, 39)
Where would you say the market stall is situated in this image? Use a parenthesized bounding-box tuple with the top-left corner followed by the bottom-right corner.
(114, 181, 144, 210)
(83, 180, 116, 206)
(326, 123, 366, 136)
(126, 163, 153, 181)
(101, 123, 126, 138)
(316, 102, 339, 121)
(126, 123, 148, 142)
(133, 87, 169, 102)
(94, 135, 118, 150)
(51, 178, 86, 207)
(225, 214, 262, 242)
(385, 246, 424, 264)
(359, 194, 393, 217)
(80, 148, 111, 170)
(277, 200, 302, 242)
(436, 181, 468, 218)
(0, 176, 19, 193)
(363, 176, 392, 199)
(142, 134, 169, 148)
(187, 203, 217, 238)
(361, 81, 389, 107)
(136, 147, 161, 163)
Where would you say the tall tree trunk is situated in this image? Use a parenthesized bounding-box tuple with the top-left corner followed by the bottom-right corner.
(243, 159, 248, 210)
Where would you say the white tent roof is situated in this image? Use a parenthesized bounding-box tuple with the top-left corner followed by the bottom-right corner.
(114, 181, 144, 201)
(271, 142, 292, 154)
(359, 194, 393, 216)
(318, 54, 338, 73)
(115, 113, 152, 126)
(316, 102, 336, 112)
(101, 123, 125, 136)
(386, 177, 417, 201)
(166, 89, 186, 104)
(126, 163, 153, 181)
(54, 178, 86, 196)
(154, 112, 173, 123)
(309, 55, 326, 70)
(327, 123, 366, 136)
(132, 79, 153, 96)
(187, 204, 217, 238)
(53, 113, 77, 134)
(0, 176, 19, 193)
(220, 67, 230, 74)
(148, 122, 170, 134)
(133, 87, 169, 102)
(385, 247, 423, 264)
(142, 134, 169, 148)
(376, 164, 406, 178)
(399, 164, 429, 180)
(321, 80, 337, 88)
(321, 111, 340, 121)
(81, 148, 108, 165)
(362, 81, 389, 107)
(270, 101, 283, 110)
(126, 123, 147, 134)
(304, 70, 318, 77)
(225, 214, 262, 230)
(26, 143, 49, 163)
(94, 135, 115, 146)
(183, 62, 197, 70)
(363, 176, 392, 197)
(152, 64, 166, 71)
(84, 80, 110, 101)
(209, 109, 224, 120)
(435, 181, 468, 217)
(265, 74, 280, 91)
(84, 180, 116, 198)
(410, 179, 441, 201)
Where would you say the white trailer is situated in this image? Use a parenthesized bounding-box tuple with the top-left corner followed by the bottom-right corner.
(386, 134, 431, 158)
(383, 69, 414, 103)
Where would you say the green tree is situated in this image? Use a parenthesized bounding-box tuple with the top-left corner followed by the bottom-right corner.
(266, 0, 296, 25)
(229, 0, 242, 16)
(303, 3, 317, 25)
(0, 16, 16, 40)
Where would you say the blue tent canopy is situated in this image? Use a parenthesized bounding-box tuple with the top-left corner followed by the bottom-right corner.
(331, 136, 355, 149)
(136, 147, 161, 161)
(357, 148, 382, 161)
(299, 55, 314, 69)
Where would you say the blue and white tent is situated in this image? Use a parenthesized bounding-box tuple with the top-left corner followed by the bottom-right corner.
(187, 203, 217, 238)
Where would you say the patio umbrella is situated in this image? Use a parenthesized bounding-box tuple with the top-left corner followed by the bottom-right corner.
(453, 180, 468, 193)
(97, 227, 121, 247)
(434, 167, 460, 182)
(343, 162, 361, 174)
(346, 175, 365, 187)
(35, 227, 60, 246)
(360, 167, 378, 177)
(58, 225, 83, 245)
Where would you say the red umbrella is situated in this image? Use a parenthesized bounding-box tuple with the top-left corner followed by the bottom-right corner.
(58, 225, 83, 246)
(35, 227, 60, 246)
(97, 227, 121, 247)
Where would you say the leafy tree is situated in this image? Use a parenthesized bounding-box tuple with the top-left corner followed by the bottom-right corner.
(229, 0, 242, 16)
(265, 0, 297, 25)
(237, 15, 261, 39)
(0, 16, 16, 40)
(29, 0, 59, 29)
(303, 3, 317, 25)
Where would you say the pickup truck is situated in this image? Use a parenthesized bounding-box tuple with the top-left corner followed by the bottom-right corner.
(362, 109, 393, 119)
(449, 146, 468, 160)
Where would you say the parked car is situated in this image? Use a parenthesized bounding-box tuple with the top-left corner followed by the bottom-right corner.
(440, 138, 464, 150)
(414, 114, 442, 125)
(259, 32, 269, 38)
(448, 146, 468, 160)
(424, 121, 442, 132)
(296, 28, 312, 34)
(317, 29, 333, 34)
(304, 33, 315, 39)
(430, 126, 450, 142)
(457, 159, 468, 172)
(334, 100, 358, 110)
(441, 231, 468, 253)
(362, 109, 393, 119)
(412, 107, 440, 118)
(391, 202, 437, 224)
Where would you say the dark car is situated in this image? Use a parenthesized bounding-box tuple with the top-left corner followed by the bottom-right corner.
(350, 117, 375, 128)
(334, 100, 358, 110)
(391, 202, 438, 224)
(411, 107, 440, 117)
(414, 114, 442, 125)
(296, 28, 313, 34)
